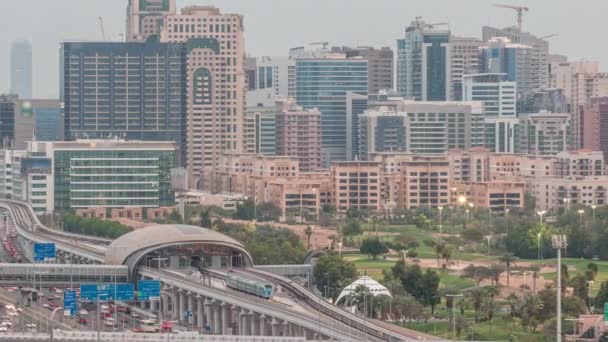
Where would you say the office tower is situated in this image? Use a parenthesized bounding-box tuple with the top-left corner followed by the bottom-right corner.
(159, 6, 246, 188)
(479, 37, 534, 108)
(27, 140, 176, 212)
(0, 95, 16, 149)
(518, 112, 570, 155)
(276, 103, 322, 172)
(483, 26, 549, 90)
(295, 54, 368, 165)
(16, 99, 63, 148)
(332, 46, 394, 94)
(245, 89, 280, 155)
(359, 97, 483, 156)
(10, 41, 32, 99)
(126, 0, 176, 41)
(582, 97, 608, 159)
(463, 73, 518, 152)
(250, 56, 293, 97)
(397, 18, 450, 101)
(450, 36, 483, 101)
(61, 41, 187, 165)
(346, 92, 369, 160)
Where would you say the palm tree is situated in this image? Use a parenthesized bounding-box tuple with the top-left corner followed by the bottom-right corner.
(304, 225, 313, 249)
(529, 265, 540, 293)
(348, 285, 371, 316)
(467, 287, 485, 323)
(499, 252, 518, 287)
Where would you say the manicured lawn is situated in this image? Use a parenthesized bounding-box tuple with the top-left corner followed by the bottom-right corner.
(438, 272, 475, 291)
(522, 257, 608, 294)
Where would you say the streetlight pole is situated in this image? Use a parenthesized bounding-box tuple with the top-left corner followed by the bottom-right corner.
(578, 209, 584, 225)
(485, 235, 492, 256)
(552, 234, 567, 342)
(505, 208, 510, 234)
(438, 206, 443, 234)
(537, 232, 541, 265)
(591, 205, 597, 220)
(446, 294, 464, 341)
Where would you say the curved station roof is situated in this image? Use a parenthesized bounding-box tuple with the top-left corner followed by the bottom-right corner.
(104, 224, 253, 267)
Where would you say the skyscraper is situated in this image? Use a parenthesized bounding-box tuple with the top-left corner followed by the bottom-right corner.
(158, 6, 246, 188)
(482, 26, 549, 89)
(479, 37, 534, 103)
(10, 41, 32, 99)
(397, 18, 451, 101)
(332, 46, 394, 94)
(126, 0, 176, 41)
(463, 73, 518, 153)
(60, 41, 187, 164)
(450, 36, 483, 101)
(518, 112, 570, 155)
(295, 54, 368, 165)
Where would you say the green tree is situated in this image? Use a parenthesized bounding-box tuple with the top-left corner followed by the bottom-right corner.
(414, 214, 432, 230)
(461, 265, 491, 287)
(488, 264, 506, 287)
(515, 292, 542, 332)
(587, 262, 599, 281)
(255, 202, 282, 222)
(467, 287, 485, 323)
(570, 273, 590, 304)
(360, 237, 388, 260)
(342, 220, 362, 236)
(200, 208, 212, 228)
(420, 269, 441, 314)
(595, 281, 608, 309)
(234, 199, 255, 220)
(313, 254, 357, 300)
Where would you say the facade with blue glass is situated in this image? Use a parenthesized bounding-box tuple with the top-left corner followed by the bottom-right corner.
(60, 41, 186, 165)
(397, 19, 451, 101)
(295, 56, 368, 166)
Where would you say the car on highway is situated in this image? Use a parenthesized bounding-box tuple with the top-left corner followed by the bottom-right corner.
(79, 309, 88, 315)
(0, 327, 7, 332)
(41, 304, 50, 309)
(77, 317, 87, 325)
(161, 321, 173, 332)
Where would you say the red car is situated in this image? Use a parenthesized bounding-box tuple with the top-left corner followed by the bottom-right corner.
(132, 328, 144, 333)
(161, 322, 173, 331)
(77, 317, 87, 325)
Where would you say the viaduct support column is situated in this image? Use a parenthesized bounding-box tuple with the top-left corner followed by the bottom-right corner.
(251, 313, 260, 336)
(271, 318, 281, 336)
(179, 290, 186, 324)
(196, 296, 204, 330)
(171, 289, 178, 320)
(220, 302, 229, 334)
(214, 302, 223, 334)
(187, 293, 194, 325)
(204, 299, 213, 331)
(258, 315, 266, 336)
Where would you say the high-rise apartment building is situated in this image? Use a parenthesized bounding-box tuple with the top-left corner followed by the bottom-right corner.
(126, 0, 176, 41)
(295, 54, 368, 165)
(249, 56, 293, 97)
(450, 36, 483, 101)
(479, 37, 534, 107)
(346, 92, 369, 160)
(359, 110, 409, 158)
(517, 112, 570, 155)
(463, 73, 518, 152)
(245, 89, 280, 155)
(0, 96, 61, 149)
(10, 41, 32, 99)
(582, 97, 608, 159)
(332, 46, 394, 94)
(276, 104, 322, 172)
(158, 6, 246, 188)
(397, 18, 450, 101)
(0, 96, 17, 149)
(60, 41, 187, 165)
(482, 26, 549, 91)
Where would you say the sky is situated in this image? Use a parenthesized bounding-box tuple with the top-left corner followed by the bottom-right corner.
(1, 0, 607, 99)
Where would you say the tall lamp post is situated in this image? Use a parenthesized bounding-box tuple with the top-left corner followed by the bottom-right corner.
(446, 293, 464, 341)
(587, 280, 594, 311)
(578, 209, 584, 225)
(552, 234, 568, 342)
(591, 205, 597, 220)
(504, 208, 510, 234)
(437, 206, 444, 234)
(537, 232, 542, 265)
(537, 210, 546, 226)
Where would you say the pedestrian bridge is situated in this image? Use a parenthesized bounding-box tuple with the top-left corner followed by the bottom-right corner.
(0, 263, 128, 286)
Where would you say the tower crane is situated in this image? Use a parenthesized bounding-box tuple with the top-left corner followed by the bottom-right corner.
(493, 3, 529, 32)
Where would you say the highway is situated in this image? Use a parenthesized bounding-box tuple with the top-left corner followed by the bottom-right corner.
(0, 199, 445, 341)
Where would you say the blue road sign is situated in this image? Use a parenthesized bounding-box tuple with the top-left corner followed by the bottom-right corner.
(63, 290, 77, 316)
(34, 243, 55, 261)
(184, 310, 192, 318)
(137, 280, 161, 300)
(79, 283, 134, 301)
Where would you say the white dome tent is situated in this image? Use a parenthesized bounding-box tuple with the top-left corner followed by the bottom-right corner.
(335, 276, 392, 308)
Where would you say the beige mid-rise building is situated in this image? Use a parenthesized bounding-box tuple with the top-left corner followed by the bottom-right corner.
(331, 161, 382, 213)
(126, 5, 246, 188)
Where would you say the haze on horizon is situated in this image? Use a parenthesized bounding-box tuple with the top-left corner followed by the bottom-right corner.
(0, 0, 606, 98)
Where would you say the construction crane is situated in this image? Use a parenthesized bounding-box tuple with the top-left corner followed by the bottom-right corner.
(98, 16, 106, 41)
(493, 3, 529, 32)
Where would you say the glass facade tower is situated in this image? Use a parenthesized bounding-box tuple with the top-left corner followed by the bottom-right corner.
(295, 57, 368, 165)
